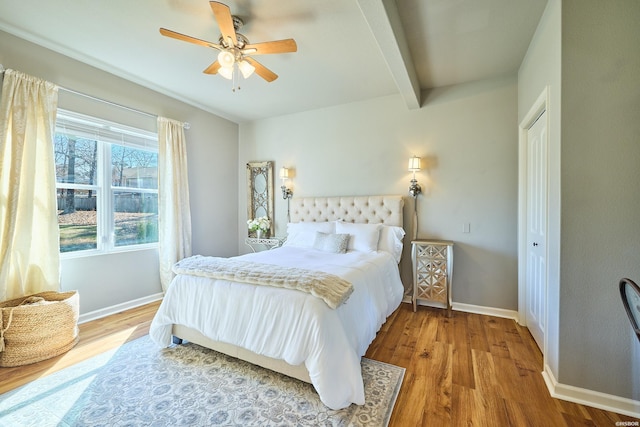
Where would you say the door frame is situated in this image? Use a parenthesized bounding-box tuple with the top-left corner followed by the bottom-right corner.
(518, 86, 550, 355)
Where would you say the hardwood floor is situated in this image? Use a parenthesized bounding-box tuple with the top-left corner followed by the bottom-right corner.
(0, 302, 158, 395)
(1, 301, 637, 426)
(366, 304, 639, 426)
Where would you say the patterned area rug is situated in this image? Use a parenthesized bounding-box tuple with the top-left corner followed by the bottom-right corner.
(0, 335, 404, 426)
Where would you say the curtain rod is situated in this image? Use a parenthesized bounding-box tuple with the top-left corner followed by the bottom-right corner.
(0, 64, 190, 130)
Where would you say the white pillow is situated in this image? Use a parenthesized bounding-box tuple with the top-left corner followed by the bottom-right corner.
(335, 222, 382, 253)
(378, 225, 406, 263)
(283, 221, 336, 248)
(313, 232, 350, 254)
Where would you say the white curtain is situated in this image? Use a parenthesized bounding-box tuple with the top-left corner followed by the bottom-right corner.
(0, 69, 60, 302)
(157, 117, 192, 291)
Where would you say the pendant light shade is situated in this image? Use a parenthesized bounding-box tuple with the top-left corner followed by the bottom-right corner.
(238, 60, 256, 79)
(217, 50, 235, 69)
(218, 66, 233, 80)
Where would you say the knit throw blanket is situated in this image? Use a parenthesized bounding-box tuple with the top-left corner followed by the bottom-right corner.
(172, 255, 353, 309)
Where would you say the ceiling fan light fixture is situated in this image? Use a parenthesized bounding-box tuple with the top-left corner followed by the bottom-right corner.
(238, 60, 255, 78)
(159, 2, 296, 85)
(218, 65, 234, 80)
(217, 50, 235, 68)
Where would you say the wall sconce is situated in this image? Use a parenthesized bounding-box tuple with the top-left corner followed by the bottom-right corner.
(408, 155, 422, 239)
(408, 156, 422, 198)
(279, 167, 293, 199)
(280, 167, 293, 223)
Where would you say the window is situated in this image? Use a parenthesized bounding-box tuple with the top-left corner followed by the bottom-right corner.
(55, 110, 158, 255)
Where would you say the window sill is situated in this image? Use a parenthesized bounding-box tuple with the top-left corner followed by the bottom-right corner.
(60, 243, 158, 260)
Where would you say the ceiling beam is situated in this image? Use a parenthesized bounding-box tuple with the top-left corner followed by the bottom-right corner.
(357, 0, 421, 109)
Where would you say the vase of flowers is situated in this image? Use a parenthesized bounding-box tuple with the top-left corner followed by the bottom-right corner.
(247, 216, 270, 239)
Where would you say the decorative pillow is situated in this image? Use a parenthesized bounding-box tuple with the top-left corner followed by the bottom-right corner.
(313, 232, 350, 254)
(335, 222, 382, 253)
(378, 225, 406, 263)
(283, 221, 336, 248)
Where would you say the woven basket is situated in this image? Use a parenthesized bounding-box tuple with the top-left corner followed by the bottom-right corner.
(0, 291, 79, 367)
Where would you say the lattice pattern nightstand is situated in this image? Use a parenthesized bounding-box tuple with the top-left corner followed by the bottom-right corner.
(244, 237, 284, 252)
(411, 240, 454, 316)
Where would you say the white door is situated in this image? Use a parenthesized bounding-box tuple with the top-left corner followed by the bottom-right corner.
(526, 109, 548, 351)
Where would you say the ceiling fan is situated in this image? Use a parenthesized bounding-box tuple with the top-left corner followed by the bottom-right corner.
(160, 1, 297, 83)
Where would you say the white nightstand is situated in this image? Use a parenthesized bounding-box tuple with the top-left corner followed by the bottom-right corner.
(244, 237, 284, 252)
(411, 239, 454, 316)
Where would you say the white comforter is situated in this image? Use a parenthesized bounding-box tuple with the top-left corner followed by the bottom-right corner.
(149, 246, 404, 409)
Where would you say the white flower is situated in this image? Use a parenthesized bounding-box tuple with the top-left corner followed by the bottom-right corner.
(247, 216, 270, 232)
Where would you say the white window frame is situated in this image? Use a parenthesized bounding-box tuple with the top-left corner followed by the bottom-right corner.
(55, 109, 159, 258)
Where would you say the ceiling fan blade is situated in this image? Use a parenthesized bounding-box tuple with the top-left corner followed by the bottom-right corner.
(209, 1, 237, 47)
(245, 57, 278, 82)
(160, 28, 222, 50)
(203, 61, 221, 74)
(242, 39, 298, 55)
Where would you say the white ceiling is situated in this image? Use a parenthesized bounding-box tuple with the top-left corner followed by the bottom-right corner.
(0, 0, 547, 123)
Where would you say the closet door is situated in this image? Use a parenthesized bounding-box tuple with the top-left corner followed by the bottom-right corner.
(526, 109, 548, 351)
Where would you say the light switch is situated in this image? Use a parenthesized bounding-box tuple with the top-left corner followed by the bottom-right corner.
(462, 223, 470, 233)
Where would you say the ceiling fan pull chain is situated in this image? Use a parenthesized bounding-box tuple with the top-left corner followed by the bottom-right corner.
(232, 66, 238, 92)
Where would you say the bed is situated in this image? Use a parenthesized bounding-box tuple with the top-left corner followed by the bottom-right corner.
(149, 195, 405, 410)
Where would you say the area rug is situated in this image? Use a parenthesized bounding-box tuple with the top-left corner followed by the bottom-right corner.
(0, 335, 404, 426)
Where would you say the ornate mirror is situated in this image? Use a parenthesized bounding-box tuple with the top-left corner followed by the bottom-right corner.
(619, 278, 640, 342)
(246, 161, 274, 237)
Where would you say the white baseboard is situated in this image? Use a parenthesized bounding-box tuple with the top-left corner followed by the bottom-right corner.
(401, 299, 519, 321)
(542, 364, 640, 418)
(452, 302, 519, 321)
(78, 293, 164, 324)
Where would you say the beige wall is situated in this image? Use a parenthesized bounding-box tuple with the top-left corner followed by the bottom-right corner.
(559, 0, 640, 400)
(0, 30, 239, 314)
(519, 0, 640, 404)
(239, 76, 519, 310)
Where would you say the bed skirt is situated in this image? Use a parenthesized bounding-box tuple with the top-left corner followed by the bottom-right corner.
(172, 324, 312, 383)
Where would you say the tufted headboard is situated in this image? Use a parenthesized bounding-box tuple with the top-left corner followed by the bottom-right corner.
(290, 195, 404, 227)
